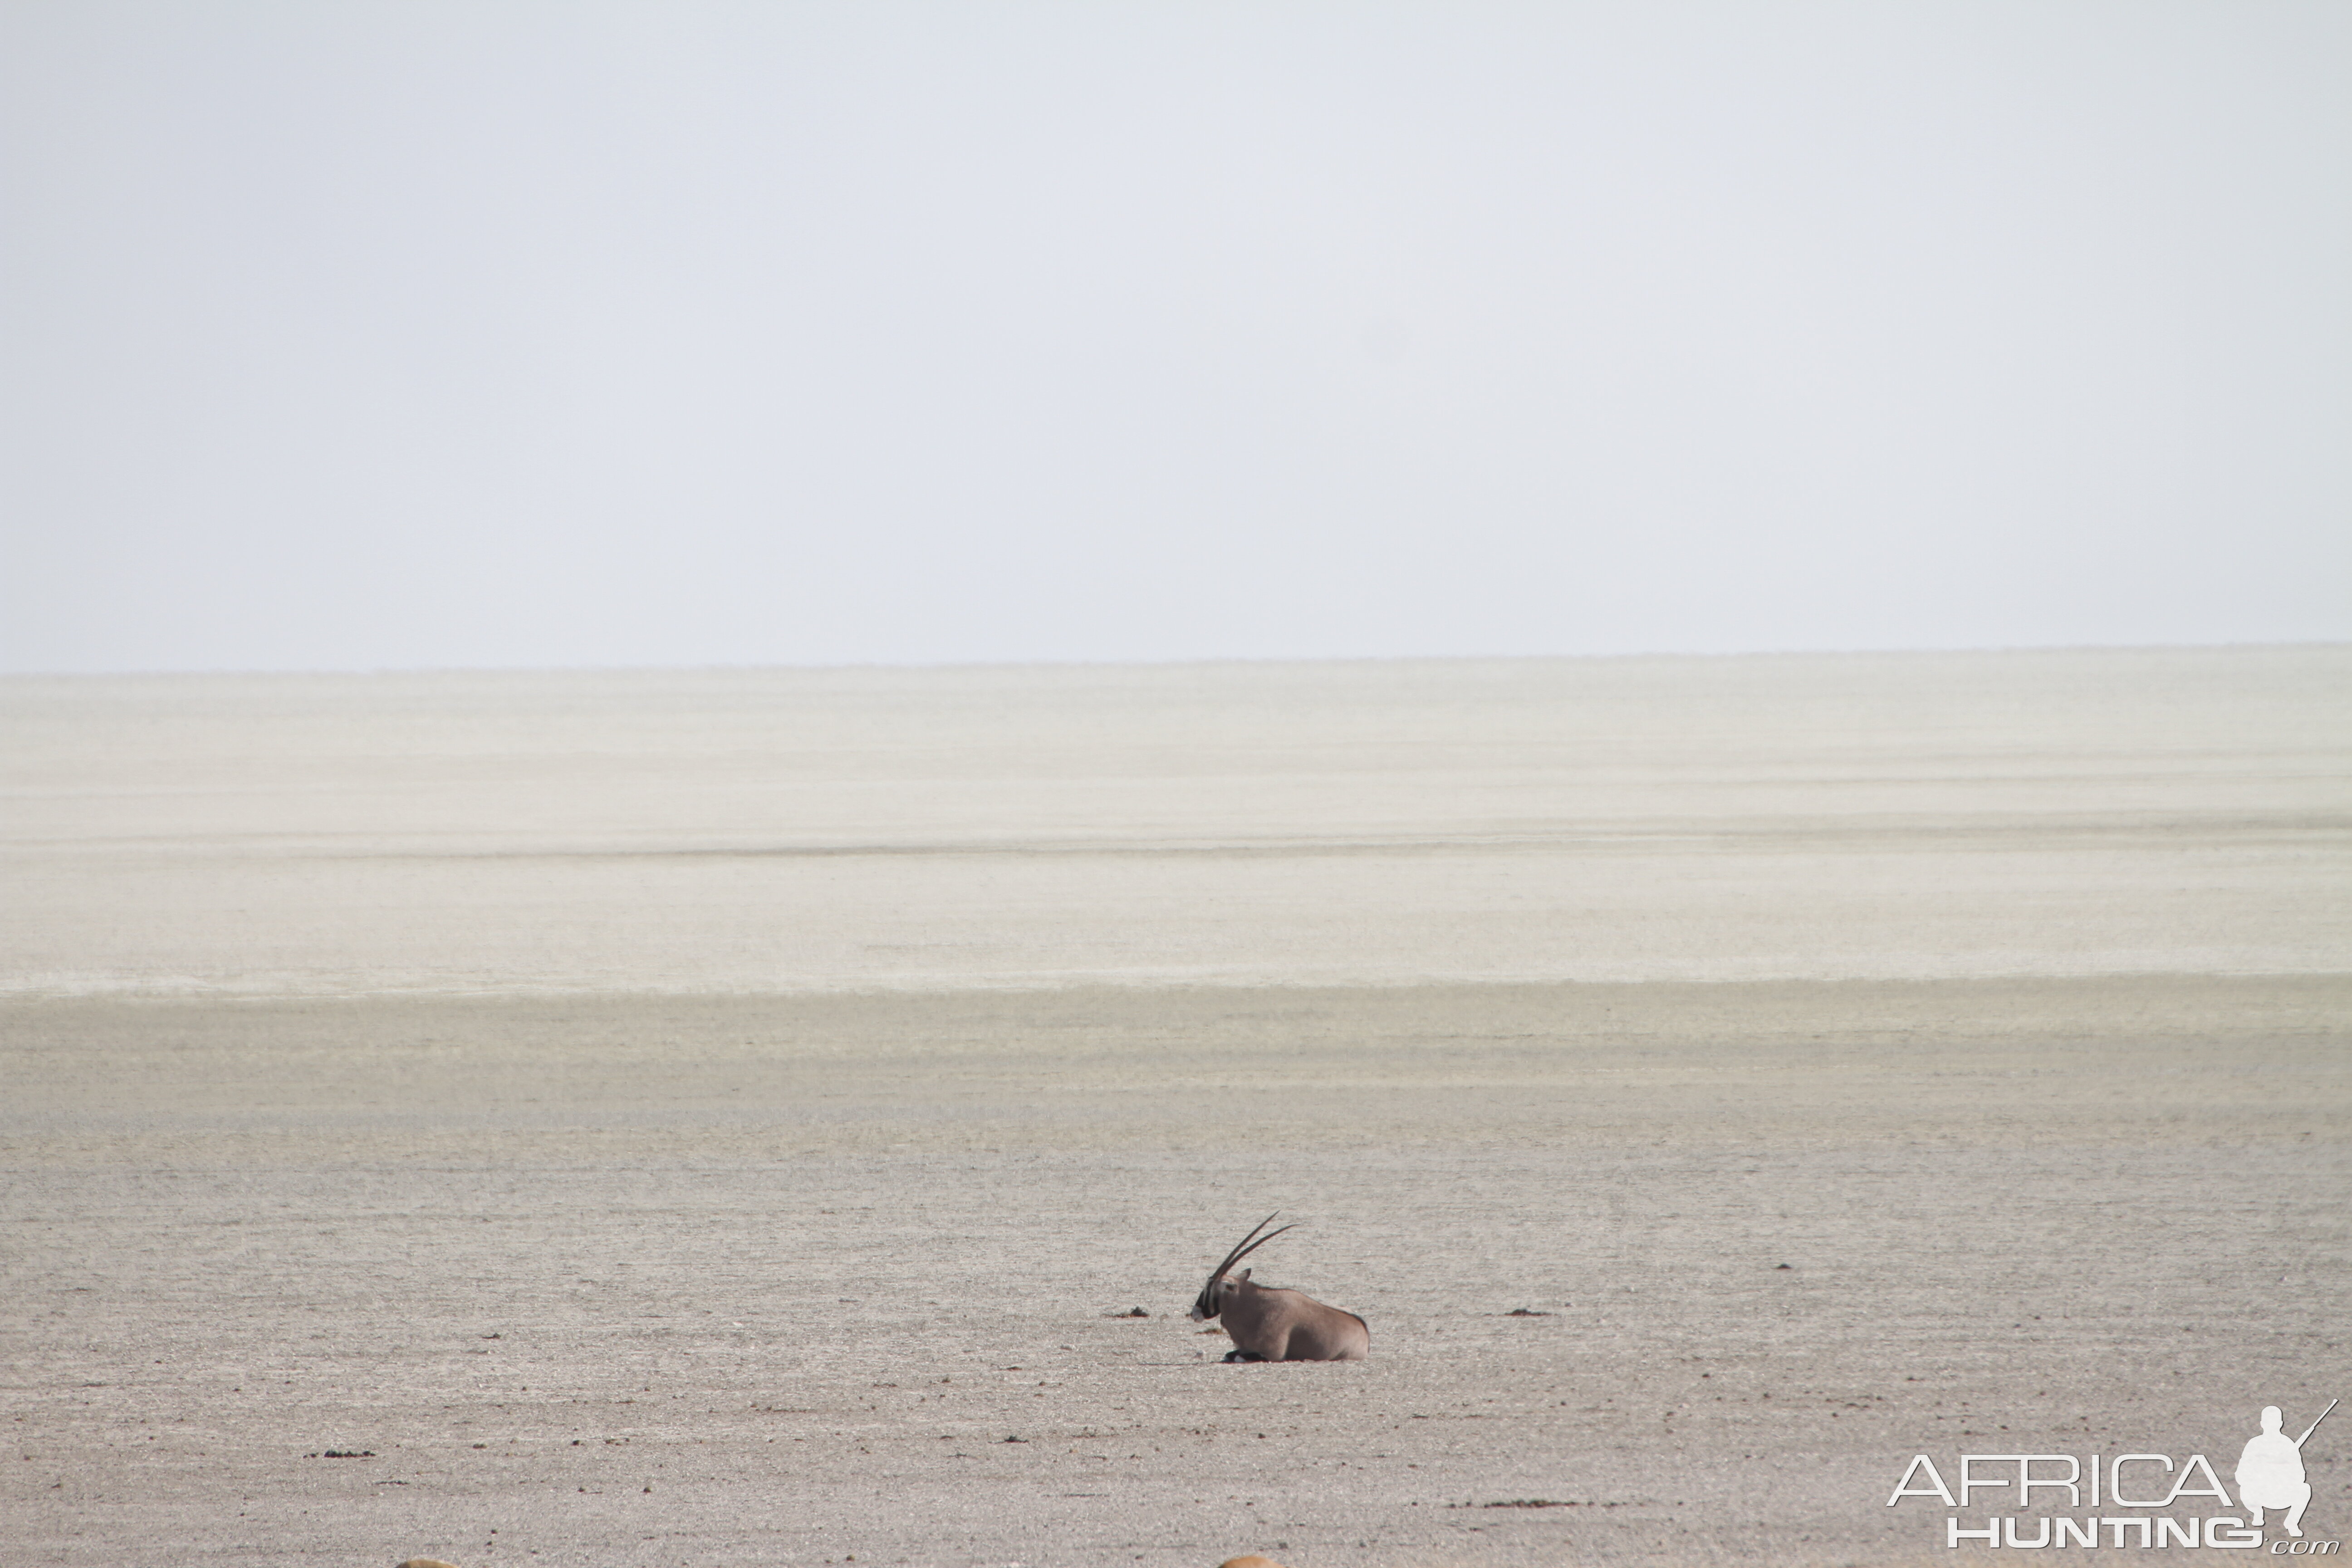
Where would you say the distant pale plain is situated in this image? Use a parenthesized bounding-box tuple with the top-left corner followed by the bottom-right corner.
(5, 647, 2346, 996)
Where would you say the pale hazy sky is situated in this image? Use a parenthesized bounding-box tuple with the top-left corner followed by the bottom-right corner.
(4, 2, 2347, 672)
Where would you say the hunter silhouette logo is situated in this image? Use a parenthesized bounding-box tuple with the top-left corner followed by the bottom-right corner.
(1887, 1397, 2337, 1551)
(2241, 1401, 2336, 1539)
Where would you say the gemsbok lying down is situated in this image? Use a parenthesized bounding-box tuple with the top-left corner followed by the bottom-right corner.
(1189, 1213, 1369, 1362)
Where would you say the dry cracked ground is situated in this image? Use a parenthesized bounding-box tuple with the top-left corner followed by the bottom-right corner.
(5, 652, 2348, 1565)
(6, 978, 2347, 1567)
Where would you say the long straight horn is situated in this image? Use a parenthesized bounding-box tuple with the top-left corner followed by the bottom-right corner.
(1209, 1212, 1296, 1283)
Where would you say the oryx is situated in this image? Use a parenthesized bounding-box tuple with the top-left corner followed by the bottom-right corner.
(1188, 1213, 1369, 1362)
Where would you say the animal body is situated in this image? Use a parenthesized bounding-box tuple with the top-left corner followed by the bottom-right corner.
(1188, 1213, 1369, 1362)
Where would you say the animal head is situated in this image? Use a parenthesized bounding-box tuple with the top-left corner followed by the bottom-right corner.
(1191, 1269, 1252, 1321)
(1189, 1212, 1294, 1321)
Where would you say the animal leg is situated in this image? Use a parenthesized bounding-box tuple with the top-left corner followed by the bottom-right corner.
(1221, 1350, 1268, 1363)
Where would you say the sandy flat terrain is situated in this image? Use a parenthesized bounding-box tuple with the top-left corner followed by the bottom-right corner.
(3, 648, 2348, 1567)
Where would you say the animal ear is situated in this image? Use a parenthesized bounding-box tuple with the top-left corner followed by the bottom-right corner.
(1239, 1268, 1251, 1281)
